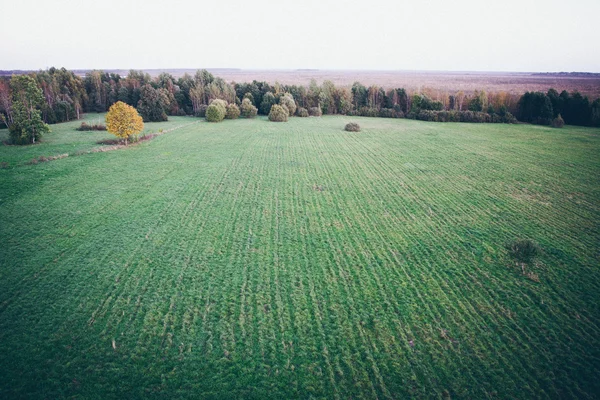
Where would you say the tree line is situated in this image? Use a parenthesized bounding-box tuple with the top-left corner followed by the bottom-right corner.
(1, 67, 600, 136)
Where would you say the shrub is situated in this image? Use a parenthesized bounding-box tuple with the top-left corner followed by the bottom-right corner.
(507, 239, 540, 264)
(345, 122, 360, 132)
(355, 107, 378, 117)
(225, 103, 241, 119)
(552, 114, 565, 128)
(378, 108, 403, 118)
(206, 99, 227, 122)
(76, 122, 107, 131)
(279, 93, 297, 116)
(268, 104, 288, 122)
(195, 104, 208, 118)
(240, 98, 258, 118)
(308, 107, 322, 117)
(297, 108, 309, 117)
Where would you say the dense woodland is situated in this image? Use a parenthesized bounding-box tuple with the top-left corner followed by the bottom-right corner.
(1, 67, 599, 134)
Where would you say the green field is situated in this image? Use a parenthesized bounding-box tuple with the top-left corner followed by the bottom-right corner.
(1, 115, 599, 399)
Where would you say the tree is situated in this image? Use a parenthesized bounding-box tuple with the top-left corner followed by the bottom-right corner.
(351, 82, 368, 109)
(240, 98, 258, 118)
(591, 99, 600, 127)
(137, 84, 169, 122)
(268, 104, 288, 122)
(225, 103, 240, 119)
(517, 92, 553, 125)
(279, 93, 297, 116)
(206, 99, 227, 122)
(260, 92, 276, 115)
(3, 75, 50, 145)
(468, 91, 487, 112)
(0, 79, 13, 129)
(335, 87, 353, 115)
(105, 101, 144, 145)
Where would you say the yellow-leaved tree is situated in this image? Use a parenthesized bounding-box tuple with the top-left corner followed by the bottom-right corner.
(105, 101, 144, 145)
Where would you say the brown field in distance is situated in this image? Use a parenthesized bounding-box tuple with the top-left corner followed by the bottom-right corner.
(136, 69, 600, 98)
(213, 70, 600, 97)
(3, 69, 599, 97)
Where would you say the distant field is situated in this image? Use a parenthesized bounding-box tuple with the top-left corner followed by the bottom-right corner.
(4, 69, 600, 97)
(1, 116, 599, 398)
(105, 69, 600, 98)
(207, 70, 600, 97)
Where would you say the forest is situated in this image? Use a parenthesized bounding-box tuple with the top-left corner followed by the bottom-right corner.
(1, 67, 600, 135)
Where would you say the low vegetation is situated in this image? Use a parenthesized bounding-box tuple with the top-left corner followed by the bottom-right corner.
(76, 121, 106, 131)
(2, 68, 600, 144)
(507, 238, 541, 264)
(552, 114, 565, 128)
(206, 99, 227, 122)
(344, 122, 360, 131)
(309, 106, 322, 116)
(225, 103, 240, 119)
(279, 93, 297, 116)
(268, 104, 288, 122)
(240, 98, 258, 118)
(1, 116, 599, 398)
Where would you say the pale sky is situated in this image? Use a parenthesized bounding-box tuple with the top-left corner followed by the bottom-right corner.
(1, 0, 599, 72)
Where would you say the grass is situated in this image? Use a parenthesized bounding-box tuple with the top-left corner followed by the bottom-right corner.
(0, 113, 191, 167)
(0, 115, 599, 399)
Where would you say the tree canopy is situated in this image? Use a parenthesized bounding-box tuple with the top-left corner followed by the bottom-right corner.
(3, 75, 50, 145)
(105, 101, 144, 145)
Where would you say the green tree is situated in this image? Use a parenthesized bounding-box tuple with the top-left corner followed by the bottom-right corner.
(260, 92, 276, 115)
(206, 99, 227, 122)
(225, 103, 240, 119)
(240, 98, 258, 118)
(279, 93, 297, 116)
(591, 99, 600, 127)
(137, 84, 169, 122)
(468, 91, 487, 112)
(268, 104, 288, 122)
(3, 75, 50, 145)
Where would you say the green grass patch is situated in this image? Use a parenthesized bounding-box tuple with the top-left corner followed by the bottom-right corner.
(1, 116, 599, 398)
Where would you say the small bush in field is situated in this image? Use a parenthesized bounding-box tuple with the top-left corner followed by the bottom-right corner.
(345, 122, 360, 132)
(507, 239, 540, 264)
(552, 114, 565, 128)
(240, 98, 258, 118)
(279, 93, 297, 116)
(225, 103, 241, 119)
(268, 104, 288, 122)
(297, 108, 309, 117)
(206, 99, 227, 122)
(308, 107, 322, 117)
(77, 122, 106, 131)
